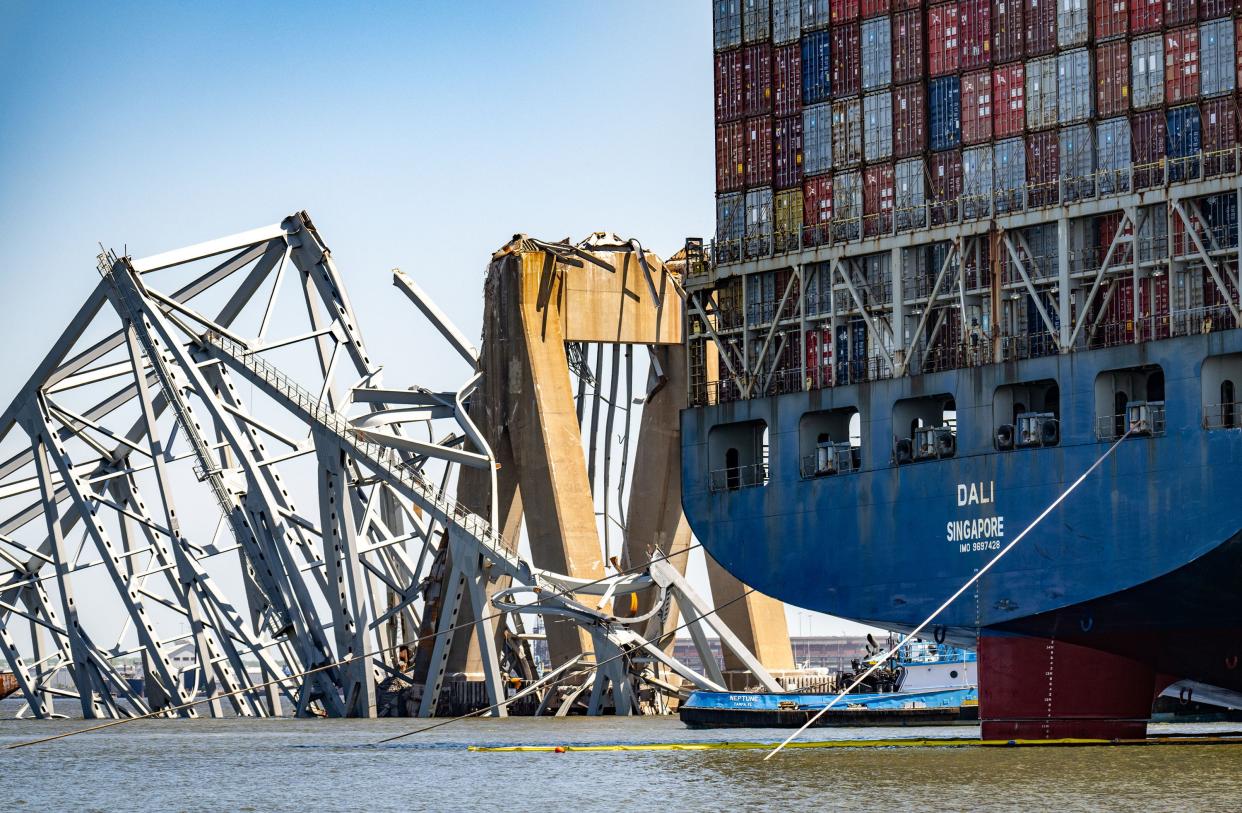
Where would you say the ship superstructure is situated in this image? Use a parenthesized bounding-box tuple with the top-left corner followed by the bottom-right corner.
(685, 0, 1242, 738)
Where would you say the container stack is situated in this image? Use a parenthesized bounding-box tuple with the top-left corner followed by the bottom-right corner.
(713, 0, 1242, 259)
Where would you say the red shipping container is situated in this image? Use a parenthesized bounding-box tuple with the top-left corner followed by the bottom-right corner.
(893, 82, 929, 157)
(896, 0, 922, 8)
(833, 24, 862, 97)
(1130, 0, 1163, 33)
(774, 115, 804, 189)
(834, 0, 862, 23)
(1095, 0, 1129, 39)
(1139, 275, 1171, 339)
(993, 0, 1025, 63)
(1200, 0, 1234, 18)
(863, 163, 895, 236)
(893, 10, 926, 84)
(1165, 27, 1200, 105)
(803, 176, 834, 247)
(1201, 96, 1238, 174)
(1026, 130, 1059, 207)
(1165, 0, 1197, 26)
(1096, 41, 1131, 116)
(773, 43, 802, 118)
(961, 70, 995, 144)
(743, 43, 773, 117)
(993, 62, 1027, 137)
(744, 116, 774, 188)
(1236, 19, 1242, 92)
(929, 3, 960, 77)
(1131, 109, 1167, 188)
(1024, 0, 1056, 56)
(959, 0, 992, 70)
(716, 121, 745, 192)
(863, 0, 892, 17)
(929, 150, 964, 225)
(715, 50, 744, 123)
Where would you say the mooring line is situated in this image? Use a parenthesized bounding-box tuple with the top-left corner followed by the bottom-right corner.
(764, 427, 1135, 760)
(6, 541, 703, 750)
(376, 587, 758, 745)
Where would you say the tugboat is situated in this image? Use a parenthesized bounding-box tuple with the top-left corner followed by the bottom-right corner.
(680, 637, 978, 728)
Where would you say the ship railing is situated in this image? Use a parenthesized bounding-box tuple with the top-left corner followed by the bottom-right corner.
(998, 332, 1057, 362)
(1096, 402, 1166, 441)
(922, 339, 994, 373)
(800, 444, 860, 479)
(1203, 403, 1242, 430)
(709, 146, 1242, 269)
(708, 462, 768, 493)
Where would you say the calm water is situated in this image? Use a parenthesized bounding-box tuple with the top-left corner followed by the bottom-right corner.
(4, 700, 1242, 812)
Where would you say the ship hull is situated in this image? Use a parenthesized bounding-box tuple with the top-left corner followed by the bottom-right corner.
(681, 332, 1242, 736)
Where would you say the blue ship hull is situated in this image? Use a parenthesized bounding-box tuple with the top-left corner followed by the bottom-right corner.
(682, 330, 1242, 731)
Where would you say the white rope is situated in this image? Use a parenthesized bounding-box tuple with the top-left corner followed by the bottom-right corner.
(764, 426, 1135, 760)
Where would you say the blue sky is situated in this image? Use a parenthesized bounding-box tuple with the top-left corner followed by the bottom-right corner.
(0, 1, 872, 638)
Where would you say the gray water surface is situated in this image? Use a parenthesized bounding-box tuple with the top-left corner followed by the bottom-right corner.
(4, 704, 1242, 812)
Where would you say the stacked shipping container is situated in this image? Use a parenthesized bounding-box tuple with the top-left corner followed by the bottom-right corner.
(714, 0, 1242, 253)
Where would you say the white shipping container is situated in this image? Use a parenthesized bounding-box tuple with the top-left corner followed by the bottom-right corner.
(1096, 117, 1132, 195)
(745, 187, 774, 258)
(833, 171, 863, 241)
(832, 97, 864, 169)
(772, 0, 801, 43)
(962, 145, 993, 220)
(1200, 19, 1238, 98)
(1057, 49, 1092, 124)
(1056, 0, 1089, 48)
(993, 138, 1026, 214)
(864, 91, 894, 162)
(895, 158, 927, 232)
(714, 0, 743, 50)
(803, 102, 833, 175)
(1025, 57, 1059, 130)
(743, 0, 771, 43)
(1130, 35, 1164, 110)
(801, 0, 830, 31)
(1059, 123, 1095, 202)
(861, 17, 893, 91)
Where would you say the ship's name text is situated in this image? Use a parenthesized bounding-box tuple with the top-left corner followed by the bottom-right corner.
(956, 481, 995, 506)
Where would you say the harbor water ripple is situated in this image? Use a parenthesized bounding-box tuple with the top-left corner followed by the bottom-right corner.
(4, 701, 1242, 812)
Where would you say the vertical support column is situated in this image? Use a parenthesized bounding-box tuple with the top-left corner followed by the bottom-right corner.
(989, 228, 1003, 362)
(1058, 216, 1072, 350)
(828, 259, 839, 385)
(797, 263, 807, 389)
(315, 435, 377, 717)
(891, 248, 904, 371)
(1133, 206, 1144, 344)
(740, 271, 751, 396)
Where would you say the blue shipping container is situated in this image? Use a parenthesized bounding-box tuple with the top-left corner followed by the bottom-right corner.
(929, 76, 962, 152)
(1166, 105, 1201, 182)
(803, 102, 834, 175)
(802, 30, 832, 104)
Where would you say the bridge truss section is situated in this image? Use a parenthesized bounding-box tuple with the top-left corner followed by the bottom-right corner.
(0, 213, 774, 720)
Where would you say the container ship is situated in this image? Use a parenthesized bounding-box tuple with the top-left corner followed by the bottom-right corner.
(684, 0, 1242, 739)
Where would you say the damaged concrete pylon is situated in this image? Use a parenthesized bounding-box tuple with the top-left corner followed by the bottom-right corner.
(452, 233, 793, 685)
